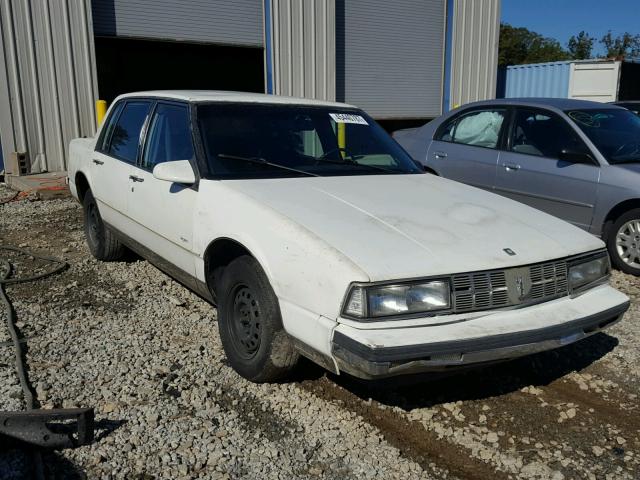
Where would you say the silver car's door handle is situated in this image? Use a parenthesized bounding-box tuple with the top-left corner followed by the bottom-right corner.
(434, 151, 448, 159)
(502, 162, 520, 171)
(129, 175, 144, 183)
(92, 159, 104, 165)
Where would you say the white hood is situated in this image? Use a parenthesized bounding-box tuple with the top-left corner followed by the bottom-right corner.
(225, 174, 604, 281)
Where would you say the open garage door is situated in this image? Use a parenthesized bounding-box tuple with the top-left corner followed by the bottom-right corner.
(95, 37, 264, 104)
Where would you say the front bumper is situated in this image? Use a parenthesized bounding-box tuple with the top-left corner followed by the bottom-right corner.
(331, 285, 629, 379)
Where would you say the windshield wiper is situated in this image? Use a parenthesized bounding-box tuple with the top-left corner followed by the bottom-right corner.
(314, 156, 396, 174)
(611, 157, 640, 165)
(217, 153, 319, 177)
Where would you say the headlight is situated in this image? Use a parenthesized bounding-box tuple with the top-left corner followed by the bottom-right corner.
(343, 280, 451, 319)
(568, 253, 610, 292)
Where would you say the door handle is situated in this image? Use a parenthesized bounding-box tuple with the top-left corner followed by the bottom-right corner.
(92, 159, 104, 165)
(129, 175, 144, 183)
(434, 151, 448, 159)
(502, 162, 520, 171)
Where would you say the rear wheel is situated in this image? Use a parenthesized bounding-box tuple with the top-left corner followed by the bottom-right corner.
(217, 255, 298, 382)
(607, 208, 640, 275)
(83, 190, 125, 261)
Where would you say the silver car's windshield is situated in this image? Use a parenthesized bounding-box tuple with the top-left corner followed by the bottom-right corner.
(566, 109, 640, 165)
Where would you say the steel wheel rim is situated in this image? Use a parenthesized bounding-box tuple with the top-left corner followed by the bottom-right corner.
(87, 203, 101, 246)
(615, 219, 640, 268)
(230, 284, 262, 359)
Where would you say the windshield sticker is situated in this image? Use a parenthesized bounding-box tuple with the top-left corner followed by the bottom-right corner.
(329, 113, 369, 125)
(568, 111, 611, 128)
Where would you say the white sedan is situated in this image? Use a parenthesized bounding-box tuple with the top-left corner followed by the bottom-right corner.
(68, 91, 629, 381)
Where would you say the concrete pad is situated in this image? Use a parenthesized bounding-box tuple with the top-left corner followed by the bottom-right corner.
(5, 172, 70, 200)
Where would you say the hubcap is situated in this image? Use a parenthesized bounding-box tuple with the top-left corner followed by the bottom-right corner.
(615, 219, 640, 268)
(230, 285, 262, 358)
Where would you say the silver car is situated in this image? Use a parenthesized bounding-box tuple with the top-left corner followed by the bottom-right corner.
(394, 98, 640, 275)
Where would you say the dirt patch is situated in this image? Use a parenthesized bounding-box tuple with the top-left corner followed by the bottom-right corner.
(302, 376, 511, 480)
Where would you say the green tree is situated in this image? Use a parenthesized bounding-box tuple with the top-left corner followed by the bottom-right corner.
(600, 31, 640, 58)
(568, 31, 594, 60)
(499, 23, 570, 67)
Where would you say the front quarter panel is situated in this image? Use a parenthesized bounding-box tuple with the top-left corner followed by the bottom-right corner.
(591, 166, 640, 236)
(193, 180, 370, 352)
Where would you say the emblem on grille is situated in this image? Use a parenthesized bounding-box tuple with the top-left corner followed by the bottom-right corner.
(505, 267, 532, 303)
(503, 248, 516, 256)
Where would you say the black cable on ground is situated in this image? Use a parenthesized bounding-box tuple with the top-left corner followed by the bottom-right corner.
(0, 191, 20, 204)
(0, 246, 69, 479)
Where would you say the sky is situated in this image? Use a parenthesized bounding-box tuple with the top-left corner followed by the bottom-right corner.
(501, 0, 639, 55)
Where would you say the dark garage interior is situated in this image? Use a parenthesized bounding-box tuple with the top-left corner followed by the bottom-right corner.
(94, 37, 265, 104)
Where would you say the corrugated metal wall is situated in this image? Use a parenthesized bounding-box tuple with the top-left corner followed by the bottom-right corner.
(449, 0, 500, 109)
(0, 0, 98, 173)
(269, 0, 336, 101)
(92, 0, 264, 47)
(504, 61, 571, 98)
(336, 0, 445, 119)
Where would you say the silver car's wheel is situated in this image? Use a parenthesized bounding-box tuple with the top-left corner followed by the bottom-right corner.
(615, 220, 640, 269)
(608, 209, 640, 275)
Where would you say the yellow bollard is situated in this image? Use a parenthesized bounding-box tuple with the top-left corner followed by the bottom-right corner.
(337, 122, 346, 159)
(95, 100, 107, 128)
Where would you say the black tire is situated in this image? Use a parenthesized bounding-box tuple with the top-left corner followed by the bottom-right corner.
(217, 255, 299, 382)
(606, 208, 640, 275)
(83, 190, 125, 261)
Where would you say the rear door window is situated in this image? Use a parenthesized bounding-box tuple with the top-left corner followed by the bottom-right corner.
(96, 101, 124, 152)
(107, 101, 152, 163)
(450, 110, 506, 148)
(436, 109, 507, 149)
(142, 103, 194, 170)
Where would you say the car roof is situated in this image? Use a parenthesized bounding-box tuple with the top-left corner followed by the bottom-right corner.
(459, 97, 628, 111)
(115, 90, 356, 109)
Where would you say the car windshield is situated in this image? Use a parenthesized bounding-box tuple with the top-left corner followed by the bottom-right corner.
(566, 108, 640, 164)
(196, 103, 422, 179)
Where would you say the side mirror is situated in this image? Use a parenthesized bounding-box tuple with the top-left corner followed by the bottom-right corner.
(559, 149, 594, 164)
(152, 160, 196, 184)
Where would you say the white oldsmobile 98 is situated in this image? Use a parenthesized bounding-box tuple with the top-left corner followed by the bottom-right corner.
(68, 91, 630, 381)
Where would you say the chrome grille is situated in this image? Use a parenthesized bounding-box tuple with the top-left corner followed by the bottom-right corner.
(452, 260, 568, 313)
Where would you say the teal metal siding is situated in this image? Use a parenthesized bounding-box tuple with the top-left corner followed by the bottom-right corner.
(504, 61, 571, 98)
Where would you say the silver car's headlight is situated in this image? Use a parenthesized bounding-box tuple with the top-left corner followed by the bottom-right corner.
(343, 280, 451, 319)
(568, 253, 610, 292)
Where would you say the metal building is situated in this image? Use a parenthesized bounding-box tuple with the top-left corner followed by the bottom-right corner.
(0, 0, 500, 175)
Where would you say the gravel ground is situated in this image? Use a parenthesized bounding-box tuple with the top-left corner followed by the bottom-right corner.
(0, 185, 639, 479)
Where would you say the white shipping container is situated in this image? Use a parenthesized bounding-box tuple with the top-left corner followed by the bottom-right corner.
(568, 61, 621, 103)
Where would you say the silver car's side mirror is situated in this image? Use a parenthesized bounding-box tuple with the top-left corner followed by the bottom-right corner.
(559, 149, 594, 165)
(153, 160, 196, 184)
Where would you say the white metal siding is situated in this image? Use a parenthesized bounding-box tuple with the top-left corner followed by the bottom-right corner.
(569, 61, 621, 103)
(270, 0, 335, 101)
(0, 0, 98, 173)
(336, 0, 445, 119)
(92, 0, 264, 47)
(449, 0, 500, 109)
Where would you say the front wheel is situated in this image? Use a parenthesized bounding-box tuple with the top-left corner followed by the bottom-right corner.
(216, 256, 299, 382)
(606, 208, 640, 275)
